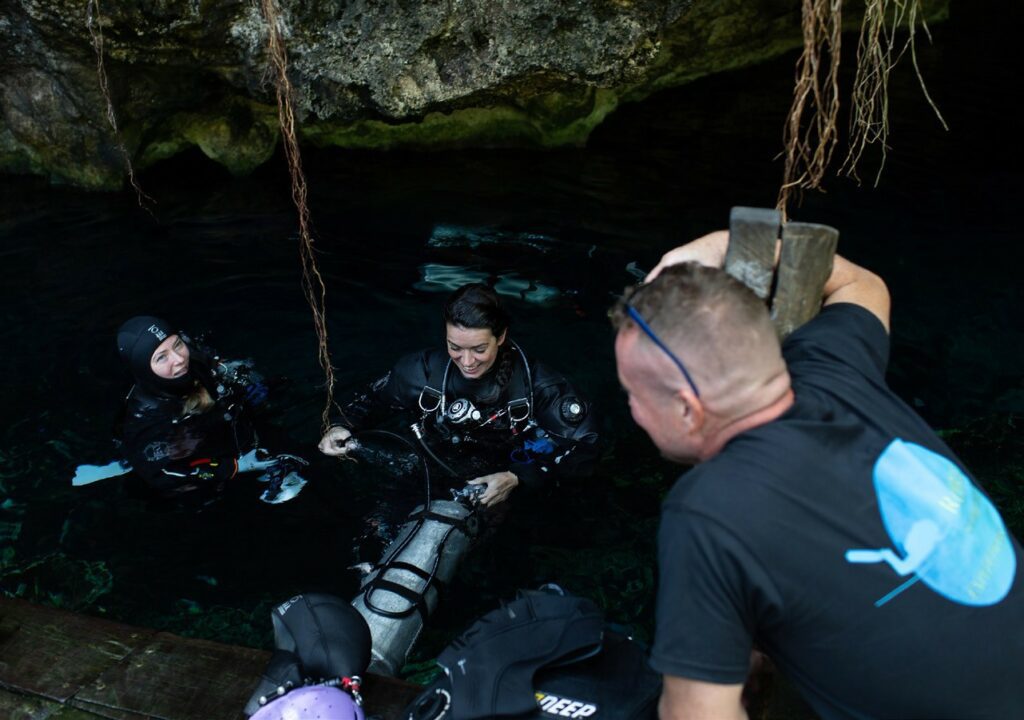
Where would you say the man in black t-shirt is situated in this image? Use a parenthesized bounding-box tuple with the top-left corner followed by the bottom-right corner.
(611, 231, 1023, 719)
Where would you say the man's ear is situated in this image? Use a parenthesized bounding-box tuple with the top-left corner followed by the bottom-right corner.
(676, 387, 705, 434)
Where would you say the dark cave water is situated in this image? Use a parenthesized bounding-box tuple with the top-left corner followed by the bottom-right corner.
(1, 0, 1022, 681)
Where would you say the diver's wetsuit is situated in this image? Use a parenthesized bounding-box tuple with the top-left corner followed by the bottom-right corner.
(119, 345, 258, 499)
(337, 343, 600, 489)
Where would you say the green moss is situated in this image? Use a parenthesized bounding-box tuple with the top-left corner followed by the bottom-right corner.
(304, 88, 620, 150)
(399, 658, 441, 686)
(9, 0, 951, 185)
(0, 139, 122, 191)
(138, 98, 279, 176)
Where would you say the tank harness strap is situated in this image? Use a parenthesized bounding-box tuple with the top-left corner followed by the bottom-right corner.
(363, 577, 440, 623)
(422, 342, 536, 427)
(384, 560, 435, 582)
(405, 509, 473, 534)
(505, 341, 534, 425)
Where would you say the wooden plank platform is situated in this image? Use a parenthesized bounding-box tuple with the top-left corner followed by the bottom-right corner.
(0, 597, 423, 720)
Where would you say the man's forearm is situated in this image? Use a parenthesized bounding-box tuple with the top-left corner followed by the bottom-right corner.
(659, 675, 747, 720)
(821, 254, 891, 331)
(648, 229, 891, 331)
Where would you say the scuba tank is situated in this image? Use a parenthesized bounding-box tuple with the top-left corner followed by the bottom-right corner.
(352, 499, 479, 676)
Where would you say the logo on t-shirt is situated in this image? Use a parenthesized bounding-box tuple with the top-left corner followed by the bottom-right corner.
(845, 439, 1016, 607)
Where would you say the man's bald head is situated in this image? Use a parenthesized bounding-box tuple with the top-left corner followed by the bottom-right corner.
(611, 262, 788, 419)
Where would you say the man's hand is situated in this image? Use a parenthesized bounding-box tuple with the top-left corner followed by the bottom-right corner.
(645, 229, 890, 331)
(467, 471, 519, 506)
(646, 230, 730, 281)
(318, 426, 355, 457)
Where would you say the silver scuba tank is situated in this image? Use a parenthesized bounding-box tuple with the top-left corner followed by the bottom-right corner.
(351, 499, 477, 676)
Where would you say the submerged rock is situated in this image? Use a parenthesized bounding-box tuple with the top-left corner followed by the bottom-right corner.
(0, 0, 948, 188)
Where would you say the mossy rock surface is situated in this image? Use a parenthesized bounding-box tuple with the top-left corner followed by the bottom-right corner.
(0, 0, 948, 188)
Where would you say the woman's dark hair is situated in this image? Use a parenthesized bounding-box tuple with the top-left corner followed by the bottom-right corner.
(442, 283, 511, 337)
(443, 284, 515, 395)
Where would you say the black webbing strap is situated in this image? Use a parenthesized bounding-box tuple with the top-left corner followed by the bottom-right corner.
(385, 561, 432, 582)
(405, 509, 471, 534)
(364, 578, 431, 622)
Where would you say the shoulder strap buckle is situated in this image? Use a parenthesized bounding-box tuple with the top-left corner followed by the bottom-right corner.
(506, 397, 531, 424)
(419, 385, 443, 413)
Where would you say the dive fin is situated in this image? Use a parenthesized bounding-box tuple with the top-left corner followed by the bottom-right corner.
(72, 460, 132, 486)
(259, 471, 307, 504)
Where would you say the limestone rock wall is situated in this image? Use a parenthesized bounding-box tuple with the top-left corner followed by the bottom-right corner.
(0, 0, 947, 189)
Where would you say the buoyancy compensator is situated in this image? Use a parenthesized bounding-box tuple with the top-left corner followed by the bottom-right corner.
(403, 586, 661, 720)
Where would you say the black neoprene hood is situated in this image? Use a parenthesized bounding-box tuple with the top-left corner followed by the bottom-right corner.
(116, 315, 193, 395)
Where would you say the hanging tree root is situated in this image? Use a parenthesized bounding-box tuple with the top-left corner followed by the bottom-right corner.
(85, 0, 153, 209)
(777, 0, 947, 216)
(777, 0, 843, 219)
(259, 0, 340, 435)
(840, 0, 949, 186)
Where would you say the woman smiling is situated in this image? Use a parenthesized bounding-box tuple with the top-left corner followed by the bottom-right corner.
(319, 284, 600, 506)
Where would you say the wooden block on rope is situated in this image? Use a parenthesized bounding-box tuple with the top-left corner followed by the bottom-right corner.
(772, 221, 839, 338)
(724, 206, 782, 301)
(724, 206, 838, 338)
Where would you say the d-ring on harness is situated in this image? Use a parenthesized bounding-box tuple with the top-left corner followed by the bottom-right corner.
(416, 340, 535, 429)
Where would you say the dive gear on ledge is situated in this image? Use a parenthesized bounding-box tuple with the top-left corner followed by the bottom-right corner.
(244, 593, 371, 718)
(404, 587, 661, 720)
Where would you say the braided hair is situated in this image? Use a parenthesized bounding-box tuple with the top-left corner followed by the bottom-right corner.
(443, 284, 515, 402)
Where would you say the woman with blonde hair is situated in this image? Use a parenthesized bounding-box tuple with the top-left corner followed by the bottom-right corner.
(116, 315, 303, 503)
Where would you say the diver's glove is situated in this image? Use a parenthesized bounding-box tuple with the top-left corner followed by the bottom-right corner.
(237, 448, 280, 474)
(258, 454, 309, 504)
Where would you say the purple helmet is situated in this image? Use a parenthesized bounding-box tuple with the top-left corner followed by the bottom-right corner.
(250, 686, 365, 720)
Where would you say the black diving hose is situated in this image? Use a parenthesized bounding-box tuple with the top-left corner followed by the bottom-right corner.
(408, 423, 460, 479)
(349, 428, 433, 508)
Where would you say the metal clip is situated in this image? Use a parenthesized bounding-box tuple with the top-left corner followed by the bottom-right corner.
(418, 386, 443, 413)
(506, 398, 531, 423)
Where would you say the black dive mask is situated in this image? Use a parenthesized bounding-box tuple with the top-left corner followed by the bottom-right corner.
(116, 315, 196, 397)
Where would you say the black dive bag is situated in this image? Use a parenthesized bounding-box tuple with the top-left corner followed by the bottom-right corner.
(403, 588, 660, 720)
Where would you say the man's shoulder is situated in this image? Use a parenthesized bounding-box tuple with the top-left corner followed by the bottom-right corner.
(664, 409, 852, 520)
(664, 439, 781, 512)
(783, 303, 890, 382)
